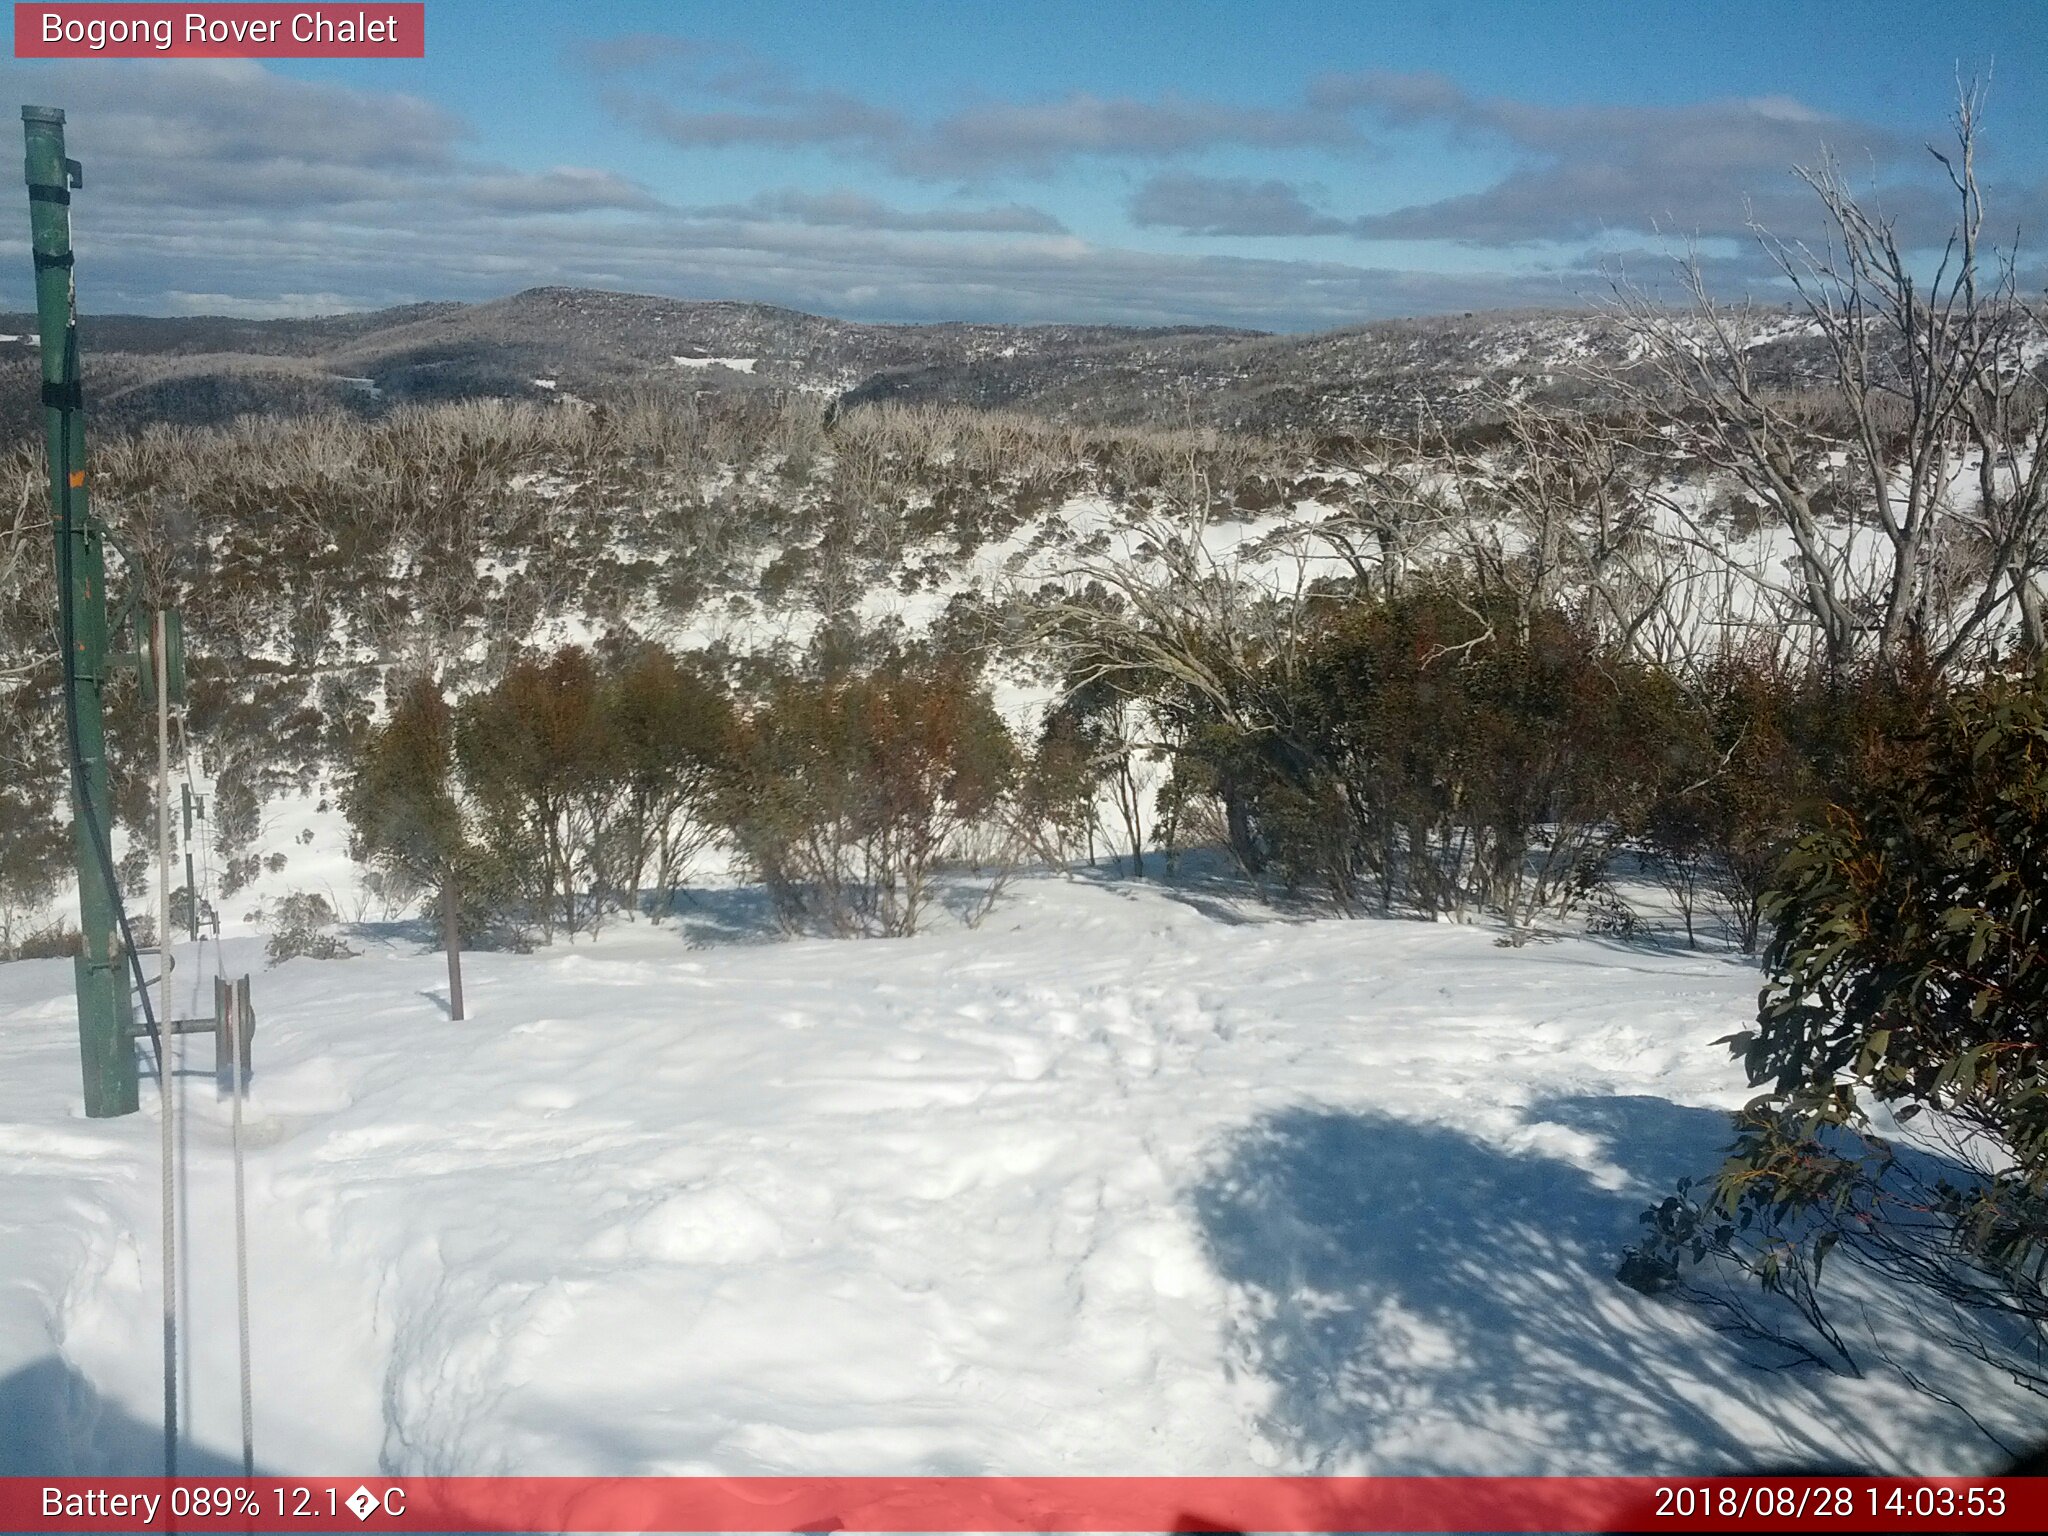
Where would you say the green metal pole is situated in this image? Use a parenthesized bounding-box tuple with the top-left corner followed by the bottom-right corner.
(24, 105, 137, 1117)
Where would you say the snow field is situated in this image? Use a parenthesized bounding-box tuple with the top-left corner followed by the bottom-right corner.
(1, 871, 2034, 1477)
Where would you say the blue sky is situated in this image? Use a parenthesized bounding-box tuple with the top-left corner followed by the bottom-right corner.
(3, 0, 2044, 328)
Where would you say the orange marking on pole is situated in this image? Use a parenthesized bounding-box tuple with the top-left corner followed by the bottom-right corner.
(68, 470, 85, 487)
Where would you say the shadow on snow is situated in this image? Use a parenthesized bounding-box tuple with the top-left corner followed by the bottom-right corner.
(0, 1354, 262, 1476)
(1187, 1094, 1984, 1473)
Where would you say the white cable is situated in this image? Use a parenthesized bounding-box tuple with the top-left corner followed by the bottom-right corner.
(230, 982, 254, 1476)
(179, 711, 253, 1472)
(153, 610, 177, 1478)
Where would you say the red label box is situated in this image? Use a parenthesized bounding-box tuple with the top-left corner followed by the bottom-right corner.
(14, 4, 424, 58)
(1, 1477, 2043, 1533)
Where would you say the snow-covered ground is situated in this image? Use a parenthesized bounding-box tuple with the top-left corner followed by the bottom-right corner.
(0, 869, 2034, 1477)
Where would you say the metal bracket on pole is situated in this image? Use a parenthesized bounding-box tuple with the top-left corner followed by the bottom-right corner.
(125, 608, 185, 707)
(214, 975, 255, 1093)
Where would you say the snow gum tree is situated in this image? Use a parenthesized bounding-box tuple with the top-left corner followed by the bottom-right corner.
(1609, 86, 2048, 677)
(342, 673, 478, 1018)
(716, 657, 1018, 937)
(456, 647, 613, 942)
(594, 639, 733, 918)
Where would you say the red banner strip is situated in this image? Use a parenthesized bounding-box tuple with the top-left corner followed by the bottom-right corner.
(13, 5, 424, 58)
(0, 1477, 2039, 1533)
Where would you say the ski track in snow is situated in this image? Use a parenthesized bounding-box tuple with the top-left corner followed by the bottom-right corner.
(0, 874, 2033, 1475)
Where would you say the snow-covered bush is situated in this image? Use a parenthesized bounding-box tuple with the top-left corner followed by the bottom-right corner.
(261, 891, 358, 967)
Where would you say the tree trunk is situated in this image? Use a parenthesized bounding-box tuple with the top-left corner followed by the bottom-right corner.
(441, 876, 465, 1022)
(1115, 758, 1145, 878)
(1225, 789, 1262, 877)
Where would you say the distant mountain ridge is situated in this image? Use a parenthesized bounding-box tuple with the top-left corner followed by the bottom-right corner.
(0, 285, 1825, 438)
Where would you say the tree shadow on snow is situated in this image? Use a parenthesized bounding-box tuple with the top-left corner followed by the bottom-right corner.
(0, 1354, 264, 1475)
(1071, 847, 1295, 927)
(1188, 1095, 1933, 1474)
(668, 884, 790, 947)
(341, 916, 440, 952)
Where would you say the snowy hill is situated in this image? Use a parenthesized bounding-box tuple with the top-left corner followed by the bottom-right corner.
(0, 288, 1255, 435)
(1, 869, 2033, 1476)
(0, 288, 1826, 437)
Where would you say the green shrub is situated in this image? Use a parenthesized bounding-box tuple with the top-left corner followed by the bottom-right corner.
(1640, 654, 1942, 951)
(455, 648, 612, 939)
(1167, 585, 1697, 927)
(0, 792, 67, 958)
(717, 657, 1017, 936)
(344, 671, 516, 954)
(592, 639, 732, 918)
(1622, 666, 2048, 1397)
(1014, 701, 1116, 868)
(2, 920, 80, 961)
